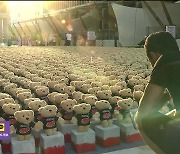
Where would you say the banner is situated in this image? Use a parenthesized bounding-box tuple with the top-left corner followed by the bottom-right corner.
(0, 121, 10, 140)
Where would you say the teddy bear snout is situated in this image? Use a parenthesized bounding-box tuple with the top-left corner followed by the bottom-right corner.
(49, 109, 52, 112)
(69, 107, 72, 110)
(38, 105, 41, 108)
(13, 107, 15, 110)
(26, 117, 29, 120)
(83, 107, 86, 110)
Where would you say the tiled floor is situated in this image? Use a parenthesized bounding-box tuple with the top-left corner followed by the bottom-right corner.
(105, 145, 155, 154)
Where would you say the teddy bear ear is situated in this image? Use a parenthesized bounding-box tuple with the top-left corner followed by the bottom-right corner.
(16, 104, 21, 110)
(29, 110, 34, 116)
(73, 99, 77, 104)
(14, 111, 21, 118)
(38, 107, 44, 112)
(2, 104, 7, 110)
(73, 105, 78, 111)
(42, 100, 47, 106)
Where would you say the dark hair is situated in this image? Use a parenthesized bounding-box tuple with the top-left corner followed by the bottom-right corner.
(144, 31, 179, 55)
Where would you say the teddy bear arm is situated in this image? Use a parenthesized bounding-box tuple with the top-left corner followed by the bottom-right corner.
(58, 117, 65, 125)
(94, 112, 100, 118)
(57, 112, 62, 117)
(71, 116, 77, 124)
(10, 125, 16, 134)
(34, 121, 43, 131)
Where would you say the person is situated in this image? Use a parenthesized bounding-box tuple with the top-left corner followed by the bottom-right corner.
(72, 32, 78, 46)
(135, 31, 180, 154)
(65, 32, 72, 46)
(52, 35, 56, 46)
(81, 31, 87, 46)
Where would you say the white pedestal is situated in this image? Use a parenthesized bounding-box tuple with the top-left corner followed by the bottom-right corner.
(32, 129, 43, 154)
(95, 125, 120, 147)
(59, 124, 76, 142)
(71, 128, 96, 153)
(11, 137, 35, 154)
(40, 132, 65, 154)
(118, 122, 142, 143)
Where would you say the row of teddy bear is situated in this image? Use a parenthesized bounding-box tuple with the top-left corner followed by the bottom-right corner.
(0, 47, 152, 140)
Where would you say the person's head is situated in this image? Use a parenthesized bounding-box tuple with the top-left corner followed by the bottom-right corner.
(144, 31, 179, 66)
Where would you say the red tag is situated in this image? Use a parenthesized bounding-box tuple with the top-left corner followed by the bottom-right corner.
(37, 114, 43, 120)
(92, 109, 98, 114)
(81, 118, 89, 124)
(103, 113, 111, 119)
(19, 127, 29, 133)
(10, 119, 16, 125)
(46, 121, 55, 127)
(64, 113, 73, 119)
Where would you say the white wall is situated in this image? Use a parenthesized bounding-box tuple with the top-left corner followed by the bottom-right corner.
(111, 3, 146, 47)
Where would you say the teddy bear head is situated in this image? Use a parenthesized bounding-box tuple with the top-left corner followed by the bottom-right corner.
(91, 82, 102, 88)
(0, 93, 11, 100)
(61, 99, 77, 112)
(110, 85, 122, 96)
(0, 98, 15, 107)
(2, 103, 21, 115)
(28, 100, 47, 111)
(54, 93, 69, 104)
(115, 81, 127, 89)
(35, 86, 49, 97)
(108, 96, 123, 104)
(54, 83, 66, 93)
(80, 84, 92, 93)
(72, 91, 83, 103)
(133, 91, 144, 101)
(127, 78, 138, 88)
(97, 90, 112, 100)
(38, 105, 57, 117)
(73, 103, 91, 114)
(17, 92, 32, 102)
(133, 85, 144, 92)
(4, 83, 17, 94)
(29, 82, 41, 91)
(88, 87, 101, 95)
(48, 81, 59, 89)
(117, 98, 134, 110)
(14, 110, 34, 124)
(101, 85, 110, 90)
(84, 96, 98, 106)
(119, 88, 132, 98)
(95, 100, 111, 110)
(63, 86, 75, 96)
(47, 92, 59, 104)
(24, 98, 41, 108)
(40, 79, 51, 87)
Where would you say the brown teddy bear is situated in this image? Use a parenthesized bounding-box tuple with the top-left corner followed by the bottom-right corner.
(47, 81, 59, 92)
(34, 86, 49, 103)
(38, 105, 65, 136)
(88, 87, 101, 95)
(80, 84, 92, 94)
(95, 100, 113, 127)
(63, 86, 75, 98)
(0, 103, 21, 125)
(47, 92, 59, 105)
(54, 83, 66, 93)
(0, 98, 15, 117)
(73, 103, 91, 132)
(11, 110, 42, 140)
(119, 88, 133, 99)
(58, 99, 77, 124)
(28, 100, 47, 122)
(110, 85, 122, 96)
(24, 98, 41, 109)
(117, 98, 134, 123)
(16, 92, 32, 109)
(72, 91, 84, 104)
(54, 93, 69, 112)
(97, 90, 112, 100)
(133, 90, 144, 106)
(84, 96, 98, 121)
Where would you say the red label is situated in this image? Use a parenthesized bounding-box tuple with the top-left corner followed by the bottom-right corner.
(92, 109, 98, 114)
(64, 113, 73, 119)
(19, 127, 29, 134)
(37, 114, 43, 120)
(10, 119, 16, 125)
(46, 121, 55, 127)
(103, 113, 111, 119)
(81, 118, 89, 124)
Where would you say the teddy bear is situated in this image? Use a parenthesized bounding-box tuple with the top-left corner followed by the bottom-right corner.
(83, 96, 99, 120)
(28, 100, 47, 122)
(24, 98, 41, 109)
(63, 86, 75, 98)
(11, 110, 42, 140)
(119, 88, 133, 99)
(58, 99, 77, 124)
(101, 85, 110, 90)
(28, 82, 41, 93)
(34, 86, 49, 103)
(88, 87, 101, 95)
(47, 92, 59, 105)
(95, 100, 113, 127)
(91, 81, 102, 88)
(73, 103, 91, 132)
(108, 96, 122, 118)
(110, 85, 122, 96)
(54, 93, 69, 112)
(117, 98, 134, 123)
(0, 98, 15, 117)
(127, 78, 138, 90)
(115, 81, 127, 89)
(0, 103, 21, 125)
(54, 83, 67, 93)
(97, 90, 112, 101)
(38, 105, 65, 136)
(16, 92, 32, 109)
(72, 91, 84, 104)
(4, 83, 17, 95)
(133, 91, 144, 106)
(80, 84, 92, 94)
(133, 85, 144, 92)
(72, 81, 85, 91)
